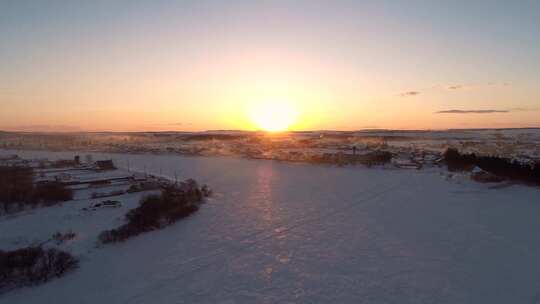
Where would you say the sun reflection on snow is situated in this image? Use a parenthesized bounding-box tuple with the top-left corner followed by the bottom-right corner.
(247, 163, 276, 225)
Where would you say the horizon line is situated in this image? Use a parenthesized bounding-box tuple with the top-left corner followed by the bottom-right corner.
(2, 127, 540, 134)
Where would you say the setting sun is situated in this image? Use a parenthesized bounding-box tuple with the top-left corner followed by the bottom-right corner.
(3, 1, 540, 302)
(248, 101, 298, 132)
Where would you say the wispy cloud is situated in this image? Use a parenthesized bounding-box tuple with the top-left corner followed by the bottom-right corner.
(445, 82, 510, 90)
(508, 107, 537, 112)
(399, 82, 510, 97)
(435, 107, 536, 114)
(447, 85, 465, 90)
(151, 122, 192, 127)
(435, 109, 509, 114)
(399, 91, 421, 97)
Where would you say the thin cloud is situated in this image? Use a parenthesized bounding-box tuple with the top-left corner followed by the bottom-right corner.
(488, 82, 510, 86)
(447, 85, 465, 90)
(435, 109, 509, 114)
(152, 122, 192, 127)
(445, 82, 510, 90)
(399, 91, 421, 97)
(508, 107, 536, 112)
(400, 82, 511, 96)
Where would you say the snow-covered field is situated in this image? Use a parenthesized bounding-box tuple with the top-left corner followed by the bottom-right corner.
(1, 150, 540, 303)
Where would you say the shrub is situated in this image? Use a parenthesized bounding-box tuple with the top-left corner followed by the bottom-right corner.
(0, 166, 34, 212)
(99, 179, 209, 244)
(444, 148, 476, 171)
(0, 246, 78, 293)
(362, 151, 393, 166)
(0, 166, 73, 213)
(51, 159, 78, 168)
(444, 148, 540, 185)
(52, 231, 77, 245)
(33, 182, 73, 205)
(315, 150, 393, 166)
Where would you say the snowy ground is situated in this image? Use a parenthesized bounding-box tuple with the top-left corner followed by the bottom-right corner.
(1, 150, 540, 303)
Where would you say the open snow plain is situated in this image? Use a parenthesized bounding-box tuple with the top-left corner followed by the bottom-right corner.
(1, 150, 540, 303)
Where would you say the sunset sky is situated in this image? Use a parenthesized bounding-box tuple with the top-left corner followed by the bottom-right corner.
(1, 1, 539, 132)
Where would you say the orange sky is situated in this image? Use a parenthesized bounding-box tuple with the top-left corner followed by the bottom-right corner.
(1, 1, 539, 132)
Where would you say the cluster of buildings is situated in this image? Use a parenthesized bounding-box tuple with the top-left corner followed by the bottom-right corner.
(1, 129, 539, 170)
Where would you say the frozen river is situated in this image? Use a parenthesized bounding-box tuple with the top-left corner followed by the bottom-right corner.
(1, 149, 540, 303)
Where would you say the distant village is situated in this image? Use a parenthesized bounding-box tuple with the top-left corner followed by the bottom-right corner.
(1, 129, 539, 171)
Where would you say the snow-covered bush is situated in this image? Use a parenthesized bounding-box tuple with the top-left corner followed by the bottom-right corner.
(444, 148, 540, 185)
(99, 180, 209, 244)
(52, 231, 77, 245)
(0, 246, 78, 294)
(201, 184, 212, 197)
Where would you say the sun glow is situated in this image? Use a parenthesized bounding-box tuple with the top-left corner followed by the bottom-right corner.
(248, 101, 298, 132)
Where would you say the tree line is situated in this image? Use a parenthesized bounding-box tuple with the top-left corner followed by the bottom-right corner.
(0, 166, 73, 213)
(444, 148, 540, 185)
